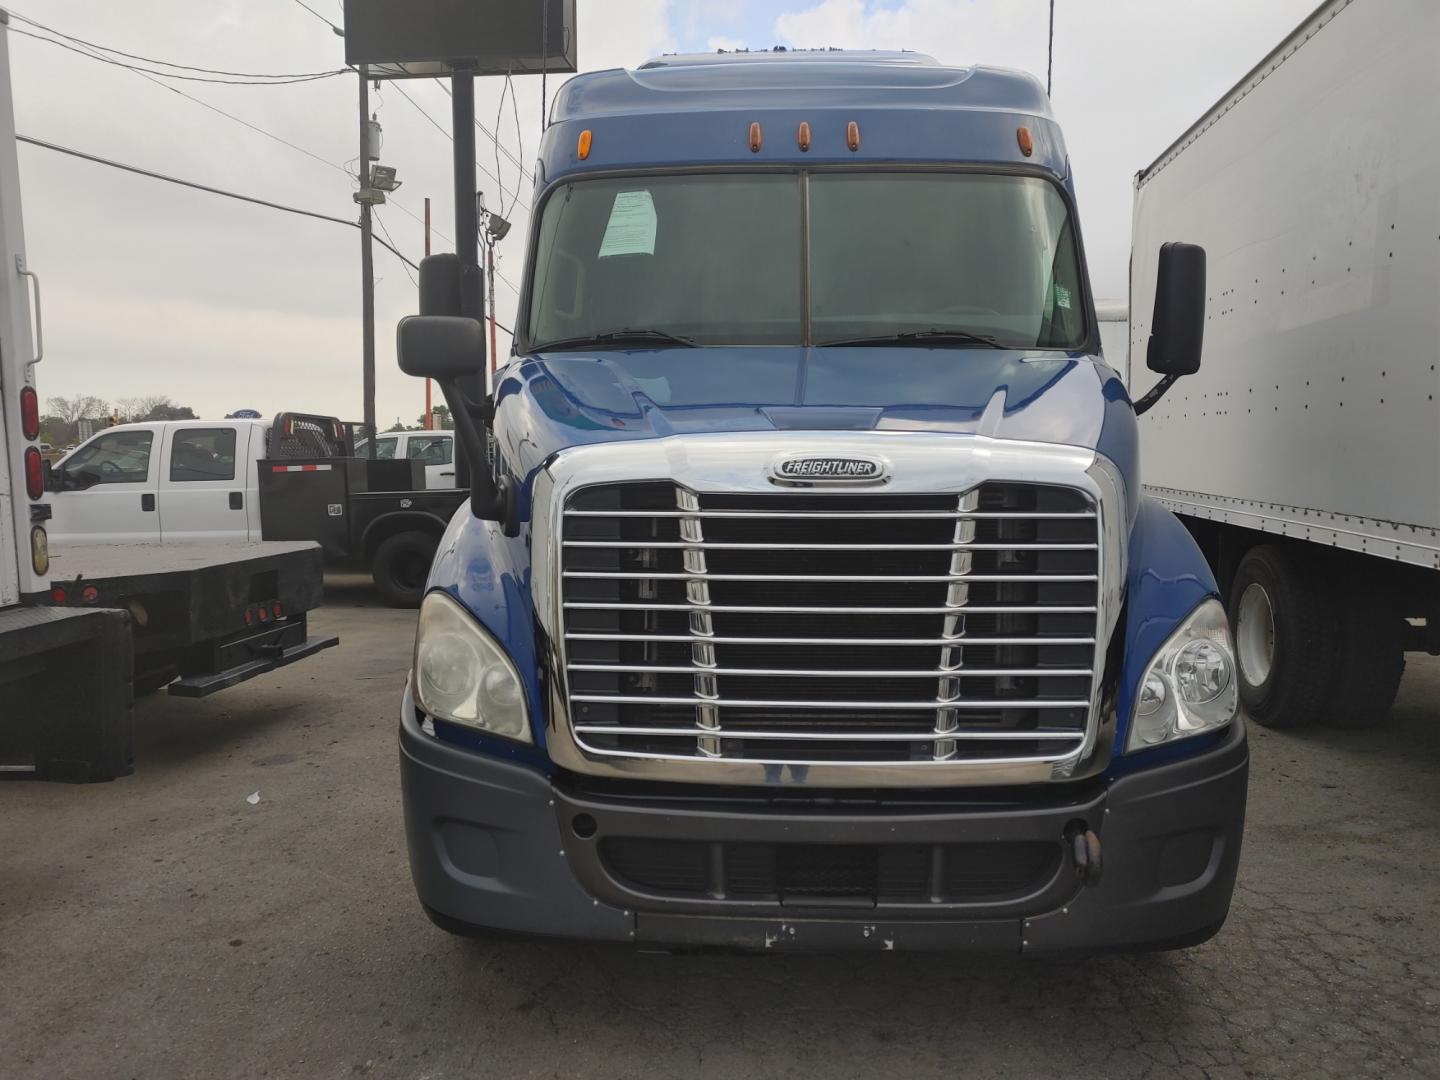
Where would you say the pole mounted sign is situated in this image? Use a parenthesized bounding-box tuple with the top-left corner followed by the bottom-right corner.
(342, 0, 576, 77)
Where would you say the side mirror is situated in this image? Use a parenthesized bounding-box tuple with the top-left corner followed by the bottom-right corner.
(43, 461, 60, 492)
(1134, 242, 1206, 415)
(397, 314, 485, 381)
(396, 314, 513, 531)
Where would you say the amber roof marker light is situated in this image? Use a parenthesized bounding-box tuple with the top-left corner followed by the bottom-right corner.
(749, 121, 763, 153)
(797, 121, 812, 152)
(846, 120, 861, 152)
(577, 129, 593, 160)
(1017, 126, 1034, 157)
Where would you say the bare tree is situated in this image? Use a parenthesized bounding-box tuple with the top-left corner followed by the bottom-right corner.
(47, 395, 109, 423)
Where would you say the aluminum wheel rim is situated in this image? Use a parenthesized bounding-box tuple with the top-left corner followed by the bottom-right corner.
(1236, 582, 1276, 687)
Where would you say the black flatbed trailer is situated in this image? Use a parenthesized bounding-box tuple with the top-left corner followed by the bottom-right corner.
(42, 540, 338, 698)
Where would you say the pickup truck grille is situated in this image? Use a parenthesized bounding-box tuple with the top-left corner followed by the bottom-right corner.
(559, 482, 1100, 768)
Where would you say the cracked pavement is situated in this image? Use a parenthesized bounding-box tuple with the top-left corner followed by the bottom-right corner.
(2, 576, 1437, 1079)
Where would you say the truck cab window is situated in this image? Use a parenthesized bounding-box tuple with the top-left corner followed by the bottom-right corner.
(406, 436, 453, 465)
(527, 172, 1086, 352)
(170, 428, 237, 482)
(63, 430, 153, 486)
(808, 173, 1087, 349)
(528, 174, 803, 347)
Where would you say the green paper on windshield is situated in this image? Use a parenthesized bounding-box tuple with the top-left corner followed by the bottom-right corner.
(598, 191, 657, 257)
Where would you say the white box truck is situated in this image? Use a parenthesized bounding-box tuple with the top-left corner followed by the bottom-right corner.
(0, 11, 334, 781)
(1128, 0, 1439, 729)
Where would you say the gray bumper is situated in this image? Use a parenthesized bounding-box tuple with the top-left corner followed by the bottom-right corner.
(401, 685, 1248, 952)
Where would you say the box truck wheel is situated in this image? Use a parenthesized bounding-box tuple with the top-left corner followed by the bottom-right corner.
(1320, 571, 1405, 729)
(371, 531, 438, 608)
(1229, 545, 1335, 728)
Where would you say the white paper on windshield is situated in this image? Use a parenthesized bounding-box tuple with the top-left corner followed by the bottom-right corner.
(598, 191, 657, 257)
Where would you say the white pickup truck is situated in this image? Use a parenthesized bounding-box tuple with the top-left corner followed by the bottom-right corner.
(356, 429, 456, 488)
(48, 419, 270, 545)
(49, 421, 457, 546)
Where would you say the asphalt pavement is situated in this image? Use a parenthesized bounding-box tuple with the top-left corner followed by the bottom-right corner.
(2, 574, 1438, 1079)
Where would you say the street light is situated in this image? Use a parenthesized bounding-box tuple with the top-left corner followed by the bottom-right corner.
(370, 164, 402, 192)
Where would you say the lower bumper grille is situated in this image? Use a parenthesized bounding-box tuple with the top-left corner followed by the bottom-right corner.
(600, 837, 1062, 905)
(560, 481, 1101, 769)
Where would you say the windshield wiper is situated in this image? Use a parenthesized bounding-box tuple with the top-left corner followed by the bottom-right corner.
(532, 328, 698, 351)
(818, 329, 1008, 349)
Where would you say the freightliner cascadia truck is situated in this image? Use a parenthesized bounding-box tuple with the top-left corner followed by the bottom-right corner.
(396, 50, 1248, 952)
(1129, 0, 1440, 732)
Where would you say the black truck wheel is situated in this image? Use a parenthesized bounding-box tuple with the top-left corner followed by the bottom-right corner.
(1229, 544, 1336, 729)
(371, 531, 438, 608)
(1320, 571, 1405, 729)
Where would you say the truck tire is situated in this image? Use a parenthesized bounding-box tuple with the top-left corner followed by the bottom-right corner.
(1229, 545, 1336, 729)
(371, 531, 438, 608)
(1320, 570, 1405, 729)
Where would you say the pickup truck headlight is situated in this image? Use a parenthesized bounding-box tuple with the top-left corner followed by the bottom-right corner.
(1127, 598, 1238, 752)
(414, 591, 531, 743)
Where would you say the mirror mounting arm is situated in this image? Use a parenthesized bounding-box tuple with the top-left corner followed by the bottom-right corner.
(434, 377, 516, 535)
(1132, 373, 1178, 417)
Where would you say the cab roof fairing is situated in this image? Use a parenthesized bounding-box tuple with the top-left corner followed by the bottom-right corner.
(535, 57, 1070, 186)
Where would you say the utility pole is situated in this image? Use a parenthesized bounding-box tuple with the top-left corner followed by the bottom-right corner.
(356, 64, 376, 457)
(423, 195, 432, 429)
(451, 69, 484, 490)
(487, 239, 498, 378)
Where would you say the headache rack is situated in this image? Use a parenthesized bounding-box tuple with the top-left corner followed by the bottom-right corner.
(553, 473, 1106, 783)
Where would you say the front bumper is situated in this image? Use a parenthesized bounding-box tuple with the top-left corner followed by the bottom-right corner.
(400, 687, 1248, 952)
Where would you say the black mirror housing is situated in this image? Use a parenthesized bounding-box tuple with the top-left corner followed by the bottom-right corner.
(397, 314, 486, 381)
(418, 253, 463, 317)
(1146, 242, 1206, 376)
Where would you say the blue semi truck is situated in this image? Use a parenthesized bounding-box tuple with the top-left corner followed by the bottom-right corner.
(395, 50, 1247, 952)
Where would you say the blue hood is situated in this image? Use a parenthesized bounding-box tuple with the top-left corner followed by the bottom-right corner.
(494, 346, 1138, 498)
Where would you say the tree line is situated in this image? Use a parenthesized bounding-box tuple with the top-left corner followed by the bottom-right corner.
(43, 395, 197, 446)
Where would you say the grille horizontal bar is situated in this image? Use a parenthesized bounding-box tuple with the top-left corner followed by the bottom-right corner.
(570, 694, 1091, 709)
(564, 509, 1097, 520)
(564, 571, 1098, 583)
(564, 602, 1096, 614)
(564, 540, 1098, 551)
(569, 664, 1093, 678)
(565, 633, 1096, 646)
(574, 725, 1086, 742)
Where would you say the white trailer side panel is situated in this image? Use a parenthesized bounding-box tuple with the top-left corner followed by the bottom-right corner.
(0, 15, 36, 604)
(1130, 0, 1440, 568)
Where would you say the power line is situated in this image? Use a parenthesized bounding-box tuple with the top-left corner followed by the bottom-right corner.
(8, 9, 346, 80)
(290, 0, 343, 34)
(388, 77, 532, 214)
(9, 26, 344, 85)
(434, 79, 536, 186)
(17, 133, 419, 270)
(373, 209, 418, 286)
(19, 21, 446, 246)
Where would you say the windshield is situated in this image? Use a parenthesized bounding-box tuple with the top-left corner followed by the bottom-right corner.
(526, 171, 1087, 351)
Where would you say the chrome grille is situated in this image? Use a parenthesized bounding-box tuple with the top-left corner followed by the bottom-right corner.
(559, 482, 1100, 768)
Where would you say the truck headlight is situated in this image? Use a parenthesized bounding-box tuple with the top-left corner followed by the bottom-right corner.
(414, 591, 531, 743)
(1127, 598, 1238, 752)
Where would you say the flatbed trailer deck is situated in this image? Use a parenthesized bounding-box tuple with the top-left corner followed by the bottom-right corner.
(43, 540, 338, 698)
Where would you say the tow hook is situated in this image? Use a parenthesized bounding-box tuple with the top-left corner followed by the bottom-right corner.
(1066, 823, 1103, 886)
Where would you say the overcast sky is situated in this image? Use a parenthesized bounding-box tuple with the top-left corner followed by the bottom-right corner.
(13, 0, 1317, 426)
